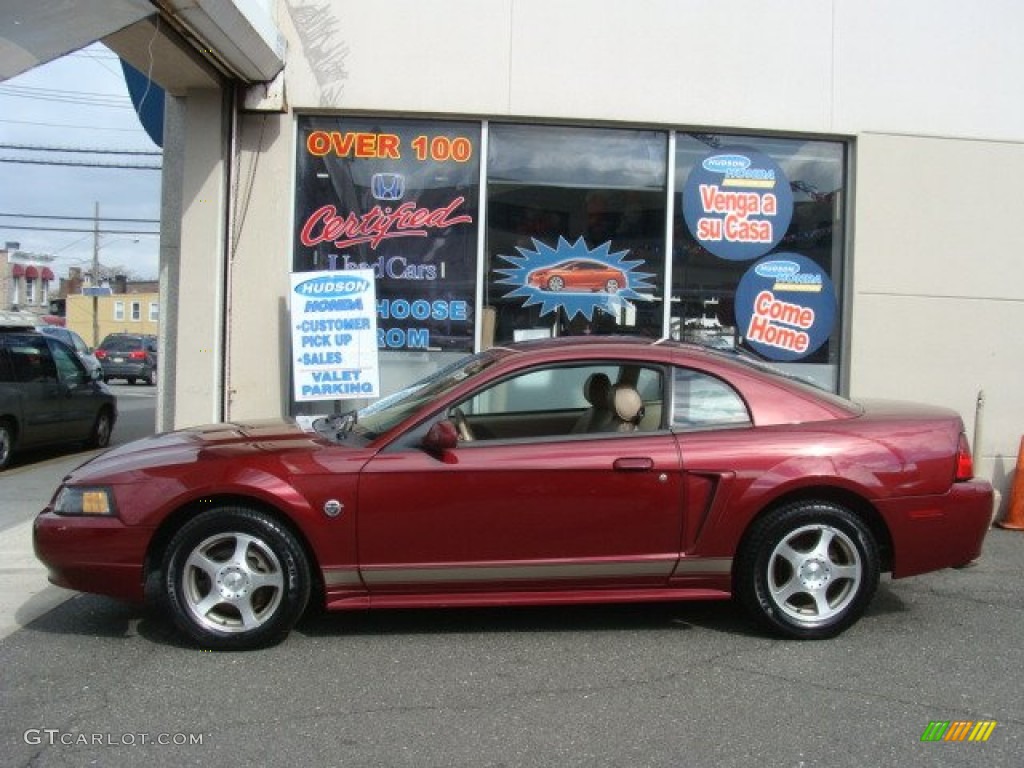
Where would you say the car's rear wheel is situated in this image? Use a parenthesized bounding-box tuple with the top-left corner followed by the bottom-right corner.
(162, 507, 311, 650)
(127, 377, 137, 385)
(547, 276, 565, 291)
(85, 408, 113, 449)
(735, 501, 879, 639)
(0, 419, 15, 470)
(144, 368, 156, 386)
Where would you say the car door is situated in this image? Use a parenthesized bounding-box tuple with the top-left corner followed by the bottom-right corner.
(47, 338, 97, 439)
(2, 333, 64, 447)
(356, 362, 683, 595)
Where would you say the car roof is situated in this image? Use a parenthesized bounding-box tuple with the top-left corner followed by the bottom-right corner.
(0, 310, 40, 330)
(483, 334, 859, 421)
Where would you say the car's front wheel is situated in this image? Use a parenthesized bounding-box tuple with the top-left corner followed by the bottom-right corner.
(85, 408, 113, 449)
(0, 419, 15, 470)
(735, 501, 879, 639)
(162, 507, 311, 650)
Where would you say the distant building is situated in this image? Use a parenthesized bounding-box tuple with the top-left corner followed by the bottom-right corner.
(1, 242, 57, 319)
(64, 268, 159, 345)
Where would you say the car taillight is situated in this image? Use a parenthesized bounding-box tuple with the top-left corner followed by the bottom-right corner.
(955, 433, 974, 482)
(129, 350, 147, 359)
(95, 349, 107, 359)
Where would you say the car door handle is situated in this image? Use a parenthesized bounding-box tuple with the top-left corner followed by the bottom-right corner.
(613, 457, 654, 471)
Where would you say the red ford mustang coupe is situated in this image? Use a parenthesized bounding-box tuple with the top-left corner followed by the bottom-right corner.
(34, 337, 992, 650)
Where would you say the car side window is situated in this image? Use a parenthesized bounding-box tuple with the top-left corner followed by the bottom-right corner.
(453, 363, 664, 441)
(71, 333, 90, 356)
(48, 340, 85, 386)
(671, 367, 751, 430)
(7, 336, 58, 383)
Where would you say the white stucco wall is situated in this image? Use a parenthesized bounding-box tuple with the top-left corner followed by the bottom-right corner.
(849, 133, 1024, 492)
(214, 0, 1024, 500)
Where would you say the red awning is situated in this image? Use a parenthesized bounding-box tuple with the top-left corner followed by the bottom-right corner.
(41, 267, 55, 280)
(11, 264, 25, 277)
(24, 265, 39, 279)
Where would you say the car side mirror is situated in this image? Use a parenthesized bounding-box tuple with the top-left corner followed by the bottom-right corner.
(423, 420, 459, 461)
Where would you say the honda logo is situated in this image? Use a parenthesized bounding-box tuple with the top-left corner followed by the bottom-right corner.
(370, 173, 406, 201)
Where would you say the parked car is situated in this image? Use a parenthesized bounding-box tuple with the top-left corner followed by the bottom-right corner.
(0, 317, 117, 470)
(527, 259, 627, 293)
(94, 333, 157, 385)
(34, 337, 992, 650)
(36, 325, 102, 380)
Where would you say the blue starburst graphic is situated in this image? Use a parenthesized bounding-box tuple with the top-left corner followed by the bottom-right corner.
(495, 237, 655, 321)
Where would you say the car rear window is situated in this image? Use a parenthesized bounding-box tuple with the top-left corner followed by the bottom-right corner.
(100, 337, 143, 352)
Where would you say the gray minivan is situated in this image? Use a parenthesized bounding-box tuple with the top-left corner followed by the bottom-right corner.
(0, 322, 117, 470)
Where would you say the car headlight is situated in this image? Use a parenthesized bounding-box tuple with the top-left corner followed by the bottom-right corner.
(53, 486, 117, 516)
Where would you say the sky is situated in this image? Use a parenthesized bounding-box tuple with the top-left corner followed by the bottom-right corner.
(0, 42, 162, 280)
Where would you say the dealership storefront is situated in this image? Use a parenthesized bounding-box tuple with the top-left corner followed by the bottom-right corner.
(292, 117, 847, 410)
(19, 0, 1006, 505)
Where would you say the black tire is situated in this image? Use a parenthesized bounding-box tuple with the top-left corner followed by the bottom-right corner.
(85, 408, 113, 449)
(144, 368, 156, 386)
(161, 507, 311, 650)
(734, 501, 879, 640)
(0, 419, 15, 470)
(127, 377, 137, 385)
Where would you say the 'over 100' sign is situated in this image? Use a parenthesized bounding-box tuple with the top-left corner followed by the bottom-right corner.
(290, 270, 380, 401)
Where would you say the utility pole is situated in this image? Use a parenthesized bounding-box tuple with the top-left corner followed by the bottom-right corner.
(92, 202, 100, 347)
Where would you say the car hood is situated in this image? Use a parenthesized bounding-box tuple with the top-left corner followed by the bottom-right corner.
(65, 418, 331, 482)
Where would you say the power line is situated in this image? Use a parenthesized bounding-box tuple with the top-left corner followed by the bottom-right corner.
(0, 224, 159, 235)
(0, 157, 161, 170)
(0, 143, 162, 156)
(0, 213, 160, 223)
(0, 84, 132, 109)
(0, 83, 130, 100)
(0, 118, 146, 133)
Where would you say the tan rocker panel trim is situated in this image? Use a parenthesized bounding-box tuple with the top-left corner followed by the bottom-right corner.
(323, 557, 734, 588)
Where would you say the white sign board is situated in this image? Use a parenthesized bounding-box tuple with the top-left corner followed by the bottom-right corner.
(289, 270, 380, 402)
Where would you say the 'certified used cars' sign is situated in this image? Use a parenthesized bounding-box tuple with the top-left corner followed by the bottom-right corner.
(290, 270, 379, 401)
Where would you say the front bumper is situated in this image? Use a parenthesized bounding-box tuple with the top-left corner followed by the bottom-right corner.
(33, 512, 150, 603)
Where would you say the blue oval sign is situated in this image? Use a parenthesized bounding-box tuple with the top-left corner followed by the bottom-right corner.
(755, 260, 800, 279)
(294, 275, 370, 298)
(735, 252, 836, 362)
(702, 154, 751, 174)
(682, 146, 794, 262)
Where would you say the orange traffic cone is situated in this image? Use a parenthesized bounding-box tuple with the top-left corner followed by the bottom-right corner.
(997, 435, 1024, 530)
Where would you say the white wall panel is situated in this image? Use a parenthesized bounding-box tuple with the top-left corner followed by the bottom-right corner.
(834, 0, 1024, 141)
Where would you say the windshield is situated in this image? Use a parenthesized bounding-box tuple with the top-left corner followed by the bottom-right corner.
(351, 352, 499, 439)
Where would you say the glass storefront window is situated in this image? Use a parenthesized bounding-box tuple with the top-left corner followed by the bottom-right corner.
(672, 134, 846, 390)
(485, 124, 668, 344)
(292, 116, 482, 412)
(290, 117, 849, 414)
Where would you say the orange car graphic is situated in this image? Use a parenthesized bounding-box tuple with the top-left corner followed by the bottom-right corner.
(527, 260, 627, 293)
